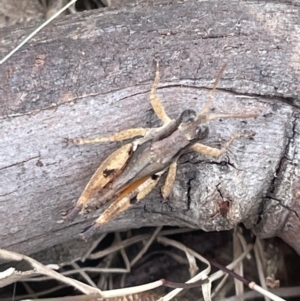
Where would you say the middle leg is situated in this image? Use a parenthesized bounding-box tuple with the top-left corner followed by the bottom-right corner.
(67, 128, 148, 145)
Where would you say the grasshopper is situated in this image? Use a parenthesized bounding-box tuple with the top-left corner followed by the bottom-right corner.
(65, 61, 258, 240)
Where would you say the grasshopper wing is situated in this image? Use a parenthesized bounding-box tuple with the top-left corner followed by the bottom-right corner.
(65, 143, 133, 221)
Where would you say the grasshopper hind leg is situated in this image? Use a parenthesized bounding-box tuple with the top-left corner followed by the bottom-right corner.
(64, 143, 133, 221)
(80, 173, 163, 240)
(64, 206, 81, 222)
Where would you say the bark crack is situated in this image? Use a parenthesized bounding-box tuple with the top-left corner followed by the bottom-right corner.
(263, 196, 299, 219)
(186, 171, 195, 211)
(267, 114, 297, 196)
(0, 155, 40, 171)
(0, 190, 18, 197)
(159, 85, 298, 108)
(0, 88, 150, 121)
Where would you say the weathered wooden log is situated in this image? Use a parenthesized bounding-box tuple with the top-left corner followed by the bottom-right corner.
(0, 0, 300, 257)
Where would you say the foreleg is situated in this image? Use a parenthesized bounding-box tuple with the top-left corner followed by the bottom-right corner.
(149, 59, 171, 124)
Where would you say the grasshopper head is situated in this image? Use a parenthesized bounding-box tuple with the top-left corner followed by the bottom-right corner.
(177, 63, 257, 142)
(178, 110, 209, 141)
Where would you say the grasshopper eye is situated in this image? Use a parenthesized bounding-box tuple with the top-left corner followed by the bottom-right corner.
(195, 126, 209, 140)
(180, 109, 197, 123)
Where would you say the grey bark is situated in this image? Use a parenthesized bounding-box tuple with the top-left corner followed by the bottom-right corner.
(1, 0, 300, 258)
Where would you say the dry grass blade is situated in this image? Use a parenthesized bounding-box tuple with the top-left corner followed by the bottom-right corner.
(0, 249, 173, 300)
(185, 249, 198, 278)
(210, 273, 230, 299)
(254, 239, 271, 301)
(89, 228, 196, 260)
(2, 284, 67, 301)
(248, 282, 285, 301)
(224, 286, 300, 301)
(0, 268, 39, 288)
(115, 232, 131, 289)
(90, 279, 166, 298)
(88, 234, 150, 260)
(157, 236, 211, 301)
(81, 234, 108, 262)
(0, 0, 77, 64)
(20, 291, 189, 301)
(70, 262, 97, 288)
(0, 249, 101, 296)
(209, 244, 253, 282)
(114, 232, 131, 274)
(233, 227, 244, 299)
(130, 226, 162, 267)
(20, 267, 129, 282)
(209, 259, 286, 301)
